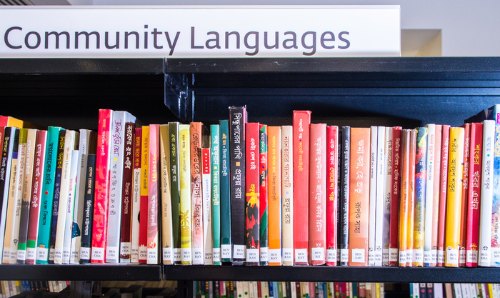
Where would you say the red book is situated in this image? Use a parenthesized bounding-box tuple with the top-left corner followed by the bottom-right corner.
(131, 127, 142, 263)
(119, 123, 134, 263)
(26, 130, 47, 264)
(91, 109, 113, 263)
(466, 122, 483, 267)
(245, 122, 260, 265)
(437, 125, 450, 267)
(459, 123, 471, 267)
(389, 127, 402, 266)
(147, 124, 160, 264)
(309, 123, 326, 265)
(293, 110, 311, 265)
(326, 126, 339, 266)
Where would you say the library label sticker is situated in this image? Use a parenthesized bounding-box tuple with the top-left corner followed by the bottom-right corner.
(0, 6, 400, 58)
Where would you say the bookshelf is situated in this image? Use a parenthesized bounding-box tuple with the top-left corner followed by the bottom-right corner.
(0, 58, 499, 289)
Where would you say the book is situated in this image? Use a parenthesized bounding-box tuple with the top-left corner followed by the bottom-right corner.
(407, 129, 417, 266)
(229, 106, 247, 265)
(245, 122, 260, 266)
(374, 126, 385, 267)
(460, 123, 471, 267)
(293, 110, 311, 265)
(168, 122, 181, 264)
(201, 147, 212, 265)
(190, 122, 204, 265)
(398, 129, 411, 266)
(26, 131, 46, 264)
(326, 126, 339, 266)
(339, 126, 351, 266)
(414, 127, 428, 267)
(466, 122, 483, 267)
(62, 149, 79, 264)
(0, 116, 22, 129)
(368, 126, 378, 267)
(389, 126, 402, 266)
(348, 128, 370, 266)
(179, 124, 192, 265)
(281, 125, 293, 266)
(147, 124, 160, 264)
(160, 124, 173, 265)
(309, 123, 326, 266)
(259, 124, 269, 266)
(91, 109, 113, 263)
(210, 124, 221, 265)
(119, 124, 135, 263)
(479, 120, 495, 267)
(79, 154, 96, 264)
(0, 128, 15, 264)
(268, 126, 282, 266)
(383, 127, 393, 266)
(220, 120, 232, 263)
(16, 128, 37, 264)
(130, 127, 142, 264)
(48, 129, 65, 264)
(139, 125, 149, 264)
(437, 125, 450, 266)
(445, 127, 465, 267)
(430, 125, 442, 267)
(35, 126, 60, 264)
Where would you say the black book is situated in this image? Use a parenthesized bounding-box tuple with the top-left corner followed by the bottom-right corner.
(80, 154, 96, 264)
(48, 129, 65, 264)
(338, 126, 350, 266)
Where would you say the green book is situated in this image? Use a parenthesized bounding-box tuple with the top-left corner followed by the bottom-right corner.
(35, 126, 61, 264)
(210, 124, 221, 265)
(168, 122, 181, 264)
(219, 120, 232, 263)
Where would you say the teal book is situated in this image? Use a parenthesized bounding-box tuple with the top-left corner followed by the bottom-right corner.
(35, 126, 61, 264)
(219, 120, 232, 263)
(210, 124, 221, 265)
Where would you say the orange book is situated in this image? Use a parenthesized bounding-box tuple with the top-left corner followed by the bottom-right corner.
(190, 122, 204, 265)
(406, 129, 417, 267)
(348, 128, 370, 266)
(309, 123, 326, 265)
(398, 129, 411, 267)
(0, 115, 23, 128)
(267, 126, 282, 266)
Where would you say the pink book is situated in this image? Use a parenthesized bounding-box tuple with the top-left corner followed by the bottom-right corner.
(326, 126, 339, 266)
(147, 124, 160, 264)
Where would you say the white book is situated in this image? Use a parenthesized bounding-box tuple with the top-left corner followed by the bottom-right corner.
(479, 120, 495, 267)
(62, 149, 79, 264)
(434, 283, 443, 298)
(424, 124, 435, 266)
(431, 125, 442, 267)
(0, 128, 16, 265)
(201, 149, 213, 265)
(281, 125, 293, 266)
(70, 129, 91, 264)
(374, 126, 386, 266)
(368, 126, 378, 266)
(106, 111, 136, 263)
(53, 130, 75, 264)
(382, 127, 392, 265)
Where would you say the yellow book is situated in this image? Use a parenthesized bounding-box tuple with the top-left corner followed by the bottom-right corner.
(179, 124, 192, 265)
(159, 124, 173, 265)
(445, 127, 464, 267)
(398, 130, 411, 266)
(139, 126, 150, 263)
(406, 129, 416, 266)
(0, 116, 23, 129)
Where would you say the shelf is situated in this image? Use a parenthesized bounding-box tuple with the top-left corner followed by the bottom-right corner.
(0, 265, 162, 281)
(163, 266, 500, 283)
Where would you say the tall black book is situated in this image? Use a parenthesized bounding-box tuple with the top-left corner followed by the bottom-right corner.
(80, 153, 96, 264)
(338, 126, 350, 266)
(48, 129, 65, 264)
(229, 105, 247, 265)
(168, 122, 181, 264)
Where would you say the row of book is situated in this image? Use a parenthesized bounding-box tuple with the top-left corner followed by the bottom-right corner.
(0, 280, 68, 297)
(1, 105, 500, 266)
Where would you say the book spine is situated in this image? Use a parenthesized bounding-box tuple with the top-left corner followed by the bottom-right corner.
(460, 123, 471, 267)
(268, 126, 282, 266)
(168, 123, 181, 264)
(437, 125, 450, 266)
(119, 123, 135, 263)
(179, 124, 192, 265)
(54, 130, 76, 264)
(160, 124, 173, 265)
(348, 128, 370, 266)
(91, 109, 113, 263)
(326, 126, 338, 266)
(210, 124, 221, 265)
(0, 134, 15, 265)
(79, 154, 96, 264)
(219, 120, 232, 263)
(445, 127, 465, 267)
(229, 106, 247, 265)
(0, 127, 12, 265)
(407, 129, 417, 266)
(389, 127, 402, 266)
(414, 127, 428, 267)
(202, 147, 213, 265)
(493, 106, 500, 266)
(479, 120, 495, 267)
(35, 127, 60, 264)
(139, 125, 149, 264)
(190, 122, 204, 265)
(281, 125, 293, 266)
(339, 126, 350, 266)
(259, 124, 268, 266)
(374, 127, 386, 267)
(130, 128, 142, 264)
(430, 125, 442, 267)
(383, 127, 393, 266)
(62, 149, 79, 264)
(368, 127, 378, 267)
(245, 123, 260, 266)
(467, 122, 483, 267)
(398, 130, 411, 266)
(293, 110, 311, 265)
(147, 124, 160, 264)
(26, 131, 46, 264)
(17, 129, 37, 264)
(309, 123, 326, 266)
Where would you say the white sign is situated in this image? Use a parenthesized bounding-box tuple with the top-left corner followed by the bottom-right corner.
(0, 6, 400, 58)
